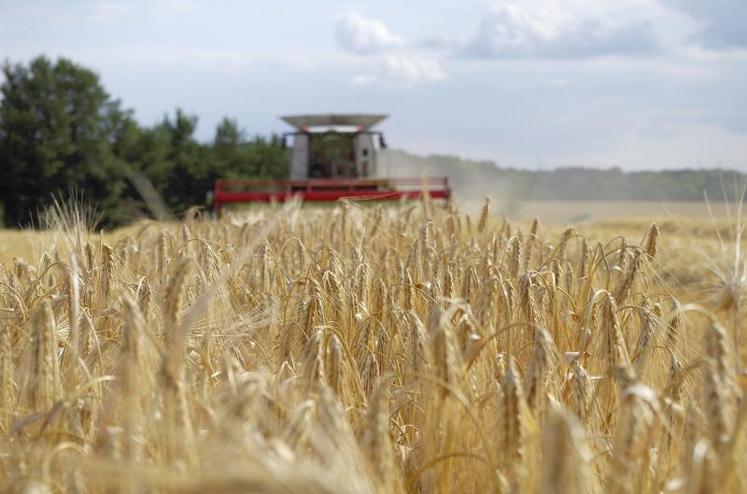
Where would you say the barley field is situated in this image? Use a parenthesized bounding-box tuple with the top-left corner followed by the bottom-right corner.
(1, 198, 746, 493)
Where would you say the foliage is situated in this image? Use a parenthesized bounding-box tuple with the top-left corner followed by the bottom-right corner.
(0, 56, 287, 227)
(0, 57, 131, 226)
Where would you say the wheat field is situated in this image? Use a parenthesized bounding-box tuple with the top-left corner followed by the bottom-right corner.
(0, 198, 745, 493)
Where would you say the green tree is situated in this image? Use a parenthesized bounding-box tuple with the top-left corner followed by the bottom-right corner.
(0, 56, 129, 226)
(156, 108, 212, 213)
(244, 135, 288, 179)
(212, 117, 247, 178)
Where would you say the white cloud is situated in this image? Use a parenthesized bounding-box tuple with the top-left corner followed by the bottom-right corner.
(548, 77, 569, 87)
(660, 0, 747, 49)
(462, 0, 662, 59)
(335, 12, 445, 86)
(335, 13, 404, 55)
(91, 1, 134, 22)
(192, 49, 255, 65)
(381, 55, 446, 84)
(157, 0, 197, 14)
(10, 1, 134, 24)
(419, 34, 468, 51)
(353, 54, 446, 87)
(189, 49, 330, 71)
(351, 74, 377, 87)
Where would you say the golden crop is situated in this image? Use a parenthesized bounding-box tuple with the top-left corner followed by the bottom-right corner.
(0, 199, 745, 493)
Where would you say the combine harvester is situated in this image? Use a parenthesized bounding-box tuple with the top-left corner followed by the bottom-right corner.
(212, 114, 451, 211)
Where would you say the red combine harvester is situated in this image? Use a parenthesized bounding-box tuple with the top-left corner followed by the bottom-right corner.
(212, 114, 451, 211)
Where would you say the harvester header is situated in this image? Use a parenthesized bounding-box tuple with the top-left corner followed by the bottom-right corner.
(280, 113, 388, 130)
(212, 113, 450, 210)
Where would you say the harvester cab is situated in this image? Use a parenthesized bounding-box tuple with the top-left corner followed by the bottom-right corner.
(212, 114, 450, 211)
(284, 113, 386, 180)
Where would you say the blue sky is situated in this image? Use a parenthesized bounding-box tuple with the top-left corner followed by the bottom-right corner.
(1, 0, 746, 170)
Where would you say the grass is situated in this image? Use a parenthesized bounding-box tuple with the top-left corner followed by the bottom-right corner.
(0, 198, 745, 493)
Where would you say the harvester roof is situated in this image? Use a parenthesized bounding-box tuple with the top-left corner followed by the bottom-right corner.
(280, 114, 388, 131)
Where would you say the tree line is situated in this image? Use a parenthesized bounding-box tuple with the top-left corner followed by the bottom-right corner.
(386, 150, 746, 204)
(0, 56, 287, 227)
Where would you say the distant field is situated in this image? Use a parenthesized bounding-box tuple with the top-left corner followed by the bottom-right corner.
(0, 200, 739, 265)
(458, 198, 740, 224)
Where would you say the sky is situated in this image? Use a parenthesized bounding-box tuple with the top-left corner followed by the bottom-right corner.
(1, 0, 746, 171)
